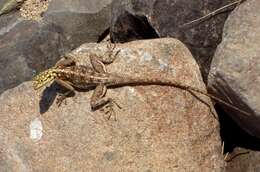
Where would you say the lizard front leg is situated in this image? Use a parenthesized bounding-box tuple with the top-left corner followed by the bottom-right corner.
(89, 48, 120, 74)
(55, 53, 76, 68)
(55, 79, 75, 106)
(90, 54, 107, 73)
(102, 42, 120, 64)
(91, 84, 121, 120)
(90, 43, 120, 71)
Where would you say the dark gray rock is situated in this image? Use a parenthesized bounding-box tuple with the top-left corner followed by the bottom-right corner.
(0, 14, 68, 94)
(224, 148, 260, 172)
(208, 0, 260, 137)
(110, 0, 238, 81)
(43, 0, 112, 47)
(0, 0, 25, 16)
(0, 0, 112, 94)
(0, 0, 6, 7)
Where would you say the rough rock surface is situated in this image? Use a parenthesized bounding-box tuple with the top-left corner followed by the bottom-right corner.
(0, 0, 5, 5)
(0, 0, 6, 8)
(224, 148, 260, 172)
(110, 0, 237, 80)
(208, 0, 260, 137)
(20, 0, 49, 20)
(0, 14, 67, 94)
(0, 0, 24, 16)
(0, 0, 112, 94)
(43, 0, 112, 47)
(0, 38, 224, 171)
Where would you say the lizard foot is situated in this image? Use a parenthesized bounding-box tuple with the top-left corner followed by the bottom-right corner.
(100, 99, 121, 120)
(56, 93, 67, 107)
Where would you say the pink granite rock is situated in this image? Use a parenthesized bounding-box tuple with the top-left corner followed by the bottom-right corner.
(0, 38, 224, 171)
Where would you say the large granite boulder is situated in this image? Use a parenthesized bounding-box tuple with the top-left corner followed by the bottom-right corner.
(0, 38, 224, 171)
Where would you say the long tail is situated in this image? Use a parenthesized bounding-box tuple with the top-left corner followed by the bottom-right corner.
(111, 75, 251, 117)
(184, 85, 251, 117)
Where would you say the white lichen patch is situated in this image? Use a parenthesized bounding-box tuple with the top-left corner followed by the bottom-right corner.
(127, 87, 136, 94)
(30, 117, 43, 141)
(139, 51, 153, 62)
(149, 90, 159, 97)
(158, 59, 168, 70)
(118, 48, 138, 63)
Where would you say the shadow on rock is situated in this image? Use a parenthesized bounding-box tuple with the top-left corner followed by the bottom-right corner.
(39, 82, 59, 114)
(39, 82, 95, 114)
(216, 104, 260, 152)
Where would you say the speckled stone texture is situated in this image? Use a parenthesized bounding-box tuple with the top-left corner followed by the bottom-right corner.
(0, 0, 113, 94)
(0, 38, 224, 171)
(224, 148, 260, 172)
(20, 0, 49, 20)
(208, 0, 260, 138)
(110, 0, 237, 80)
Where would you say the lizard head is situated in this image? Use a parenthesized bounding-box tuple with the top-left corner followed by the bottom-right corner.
(33, 68, 57, 90)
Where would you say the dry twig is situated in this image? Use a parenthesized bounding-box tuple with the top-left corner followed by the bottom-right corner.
(181, 0, 244, 29)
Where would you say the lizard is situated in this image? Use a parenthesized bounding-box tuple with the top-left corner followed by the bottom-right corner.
(32, 44, 251, 118)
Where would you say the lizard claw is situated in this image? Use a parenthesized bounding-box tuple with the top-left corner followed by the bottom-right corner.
(103, 105, 116, 120)
(100, 99, 122, 121)
(56, 93, 67, 107)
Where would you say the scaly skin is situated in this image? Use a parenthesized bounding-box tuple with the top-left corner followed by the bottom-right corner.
(33, 51, 251, 118)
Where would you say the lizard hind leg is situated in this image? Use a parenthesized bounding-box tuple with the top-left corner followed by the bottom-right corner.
(90, 84, 121, 120)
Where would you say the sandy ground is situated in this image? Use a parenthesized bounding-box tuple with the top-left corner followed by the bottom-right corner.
(20, 0, 49, 20)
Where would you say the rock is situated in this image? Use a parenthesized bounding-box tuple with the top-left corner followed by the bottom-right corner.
(224, 148, 260, 172)
(0, 38, 224, 171)
(208, 0, 260, 137)
(43, 0, 112, 47)
(110, 0, 238, 81)
(0, 14, 68, 94)
(20, 0, 49, 21)
(216, 104, 260, 172)
(0, 0, 25, 16)
(0, 0, 113, 94)
(0, 0, 6, 6)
